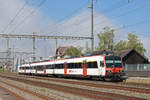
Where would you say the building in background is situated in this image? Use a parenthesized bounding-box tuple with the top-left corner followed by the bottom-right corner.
(115, 49, 149, 65)
(56, 46, 75, 59)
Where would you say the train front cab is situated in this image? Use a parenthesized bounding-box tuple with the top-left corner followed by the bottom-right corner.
(103, 56, 127, 81)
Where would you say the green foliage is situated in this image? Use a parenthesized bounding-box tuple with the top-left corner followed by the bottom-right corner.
(97, 27, 114, 51)
(85, 42, 91, 53)
(115, 40, 127, 51)
(126, 33, 146, 55)
(97, 27, 146, 55)
(64, 47, 83, 57)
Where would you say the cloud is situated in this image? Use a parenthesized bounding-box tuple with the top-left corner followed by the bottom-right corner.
(54, 10, 117, 49)
(0, 0, 120, 58)
(0, 0, 56, 57)
(1, 0, 149, 59)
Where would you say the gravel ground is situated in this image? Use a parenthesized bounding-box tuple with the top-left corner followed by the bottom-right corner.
(0, 87, 19, 100)
(23, 76, 150, 100)
(125, 77, 150, 84)
(1, 73, 150, 100)
(0, 77, 92, 100)
(2, 74, 150, 100)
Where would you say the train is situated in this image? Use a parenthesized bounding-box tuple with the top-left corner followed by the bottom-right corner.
(18, 54, 127, 81)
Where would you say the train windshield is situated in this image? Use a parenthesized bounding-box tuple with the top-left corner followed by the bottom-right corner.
(105, 56, 122, 68)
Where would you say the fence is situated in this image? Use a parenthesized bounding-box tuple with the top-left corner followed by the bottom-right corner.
(125, 64, 150, 71)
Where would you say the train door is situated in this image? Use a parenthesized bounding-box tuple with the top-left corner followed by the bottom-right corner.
(83, 61, 87, 77)
(35, 66, 37, 74)
(64, 62, 67, 76)
(24, 67, 26, 73)
(44, 65, 46, 75)
(99, 60, 105, 76)
(30, 66, 33, 74)
(52, 64, 55, 75)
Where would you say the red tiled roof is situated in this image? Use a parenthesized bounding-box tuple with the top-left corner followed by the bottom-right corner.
(56, 46, 74, 57)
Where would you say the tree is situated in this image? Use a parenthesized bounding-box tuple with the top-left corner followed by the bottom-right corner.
(85, 42, 91, 53)
(115, 40, 127, 51)
(64, 47, 83, 57)
(126, 33, 146, 55)
(97, 27, 114, 51)
(96, 26, 146, 55)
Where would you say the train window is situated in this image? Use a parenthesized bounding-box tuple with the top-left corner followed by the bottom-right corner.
(78, 63, 82, 68)
(67, 63, 70, 68)
(59, 64, 63, 69)
(87, 62, 91, 68)
(74, 63, 79, 68)
(72, 63, 75, 69)
(92, 62, 98, 68)
(100, 61, 104, 67)
(68, 63, 71, 69)
(87, 61, 98, 68)
(37, 66, 44, 71)
(61, 64, 64, 69)
(32, 66, 34, 69)
(34, 66, 37, 69)
(55, 64, 63, 69)
(26, 67, 29, 69)
(55, 64, 58, 69)
(46, 65, 52, 69)
(57, 64, 59, 69)
(75, 63, 78, 68)
(55, 64, 57, 69)
(68, 63, 74, 69)
(64, 64, 67, 68)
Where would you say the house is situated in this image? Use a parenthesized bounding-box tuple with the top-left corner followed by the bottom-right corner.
(56, 46, 75, 59)
(56, 48, 149, 64)
(115, 49, 149, 65)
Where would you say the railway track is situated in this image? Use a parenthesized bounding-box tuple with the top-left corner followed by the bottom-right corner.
(8, 73, 150, 94)
(0, 78, 52, 100)
(0, 73, 149, 100)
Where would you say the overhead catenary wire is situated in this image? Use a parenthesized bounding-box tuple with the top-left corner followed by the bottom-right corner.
(40, 0, 131, 35)
(94, 2, 150, 27)
(98, 0, 130, 14)
(1, 0, 30, 33)
(115, 18, 150, 31)
(76, 2, 150, 34)
(73, 0, 132, 34)
(94, 18, 150, 37)
(39, 1, 89, 33)
(10, 0, 47, 33)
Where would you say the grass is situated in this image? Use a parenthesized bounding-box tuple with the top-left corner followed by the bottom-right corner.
(40, 88, 46, 92)
(0, 68, 15, 74)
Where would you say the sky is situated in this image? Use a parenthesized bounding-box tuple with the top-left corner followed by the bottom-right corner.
(0, 0, 150, 60)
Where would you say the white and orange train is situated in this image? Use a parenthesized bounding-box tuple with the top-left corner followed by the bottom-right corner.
(18, 54, 127, 81)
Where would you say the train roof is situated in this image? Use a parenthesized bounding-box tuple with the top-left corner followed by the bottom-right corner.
(21, 50, 121, 66)
(21, 54, 105, 66)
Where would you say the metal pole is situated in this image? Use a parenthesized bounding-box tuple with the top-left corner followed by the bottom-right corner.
(6, 38, 10, 70)
(90, 0, 94, 51)
(33, 32, 36, 61)
(56, 39, 58, 49)
(7, 38, 9, 51)
(13, 45, 15, 71)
